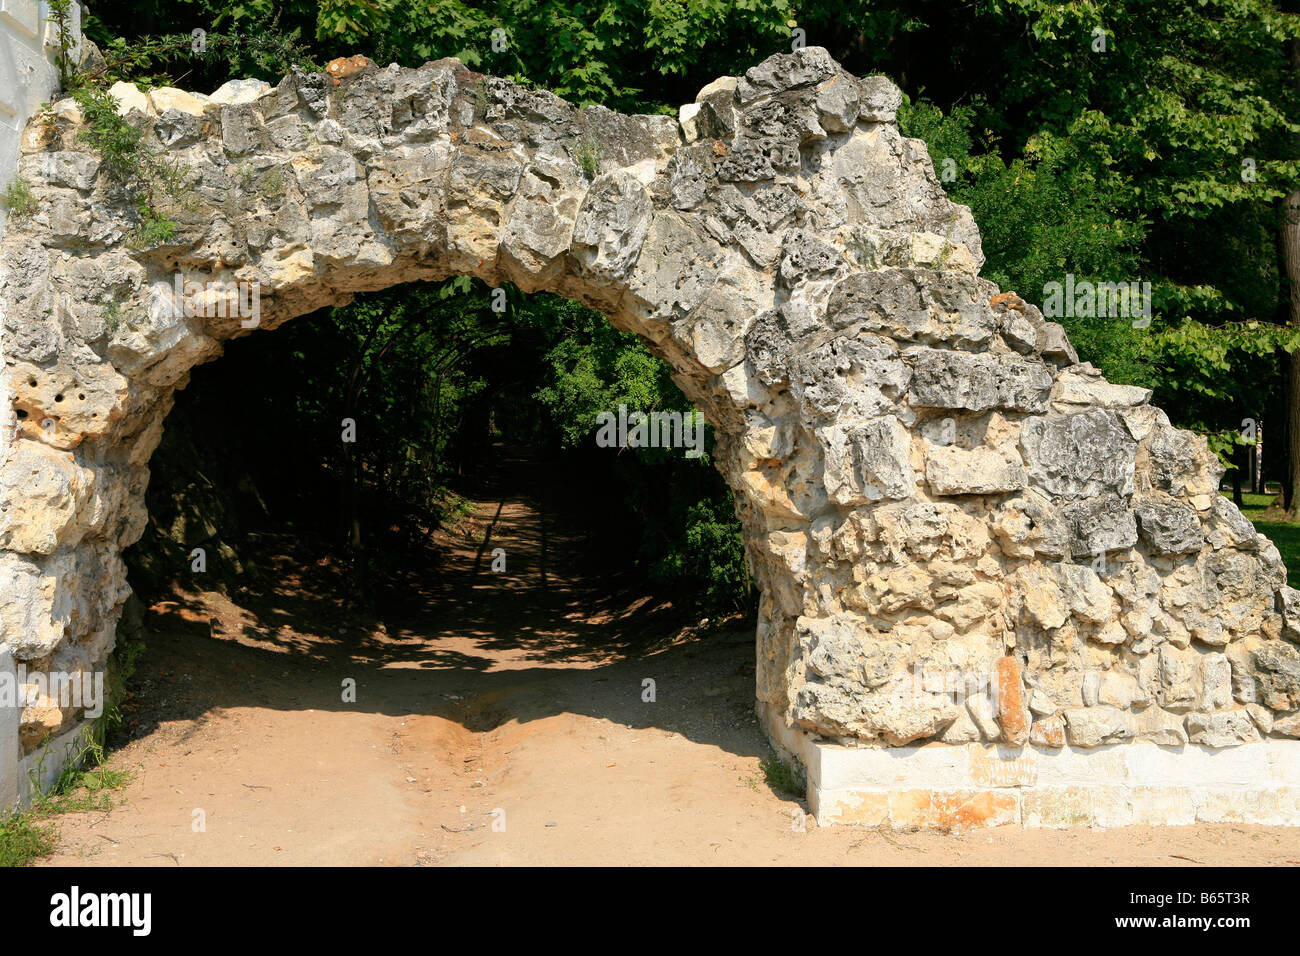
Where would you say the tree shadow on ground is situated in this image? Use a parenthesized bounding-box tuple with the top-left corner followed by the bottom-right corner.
(116, 448, 771, 766)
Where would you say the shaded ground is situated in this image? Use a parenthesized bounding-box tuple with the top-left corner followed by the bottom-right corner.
(34, 454, 1300, 866)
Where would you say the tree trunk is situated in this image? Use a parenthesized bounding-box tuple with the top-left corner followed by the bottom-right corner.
(1284, 188, 1300, 513)
(1232, 444, 1245, 507)
(1283, 25, 1300, 514)
(1253, 421, 1264, 495)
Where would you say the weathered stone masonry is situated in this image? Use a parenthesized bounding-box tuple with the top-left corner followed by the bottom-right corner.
(3, 46, 1300, 823)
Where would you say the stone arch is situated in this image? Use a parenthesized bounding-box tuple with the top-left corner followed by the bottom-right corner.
(3, 47, 1297, 825)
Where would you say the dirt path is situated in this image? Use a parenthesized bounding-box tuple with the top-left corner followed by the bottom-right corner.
(37, 453, 1300, 866)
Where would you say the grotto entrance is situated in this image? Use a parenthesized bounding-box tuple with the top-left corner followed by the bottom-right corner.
(8, 46, 983, 791)
(7, 46, 1287, 835)
(79, 306, 777, 862)
(126, 276, 752, 675)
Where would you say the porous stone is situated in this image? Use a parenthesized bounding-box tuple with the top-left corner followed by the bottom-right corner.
(908, 350, 1053, 414)
(1134, 500, 1204, 554)
(1185, 710, 1260, 747)
(1020, 409, 1137, 499)
(925, 444, 1026, 496)
(1063, 494, 1139, 556)
(1063, 706, 1136, 747)
(209, 78, 271, 106)
(1052, 371, 1151, 407)
(858, 76, 902, 123)
(819, 417, 915, 504)
(107, 81, 150, 116)
(0, 45, 1292, 794)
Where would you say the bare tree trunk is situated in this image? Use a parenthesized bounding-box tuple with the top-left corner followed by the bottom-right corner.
(1283, 26, 1300, 514)
(1233, 444, 1245, 507)
(1254, 421, 1264, 495)
(1284, 186, 1300, 513)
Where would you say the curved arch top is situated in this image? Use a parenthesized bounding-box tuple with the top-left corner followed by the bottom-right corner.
(1, 48, 1296, 818)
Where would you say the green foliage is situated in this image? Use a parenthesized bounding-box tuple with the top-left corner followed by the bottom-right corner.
(649, 498, 752, 614)
(88, 10, 318, 87)
(97, 625, 146, 749)
(0, 813, 56, 867)
(900, 97, 1150, 387)
(87, 0, 793, 112)
(1, 178, 36, 217)
(46, 0, 77, 88)
(71, 84, 146, 177)
(524, 296, 753, 614)
(760, 753, 805, 797)
(127, 199, 177, 249)
(67, 80, 197, 247)
(531, 297, 682, 442)
(1141, 318, 1298, 467)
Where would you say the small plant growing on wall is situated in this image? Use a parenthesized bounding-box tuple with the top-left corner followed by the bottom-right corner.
(2, 178, 37, 217)
(261, 167, 286, 202)
(760, 754, 805, 797)
(102, 292, 125, 334)
(37, 103, 58, 137)
(46, 6, 196, 249)
(46, 0, 77, 89)
(572, 129, 603, 180)
(127, 197, 177, 250)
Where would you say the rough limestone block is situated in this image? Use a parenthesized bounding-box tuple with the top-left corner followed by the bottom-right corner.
(1, 43, 1297, 797)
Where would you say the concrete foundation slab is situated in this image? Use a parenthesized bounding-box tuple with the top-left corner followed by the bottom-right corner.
(0, 647, 15, 812)
(761, 704, 1300, 828)
(17, 719, 94, 808)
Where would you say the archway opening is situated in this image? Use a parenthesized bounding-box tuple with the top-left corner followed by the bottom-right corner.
(80, 276, 781, 860)
(127, 275, 757, 654)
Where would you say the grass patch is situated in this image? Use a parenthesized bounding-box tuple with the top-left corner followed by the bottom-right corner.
(1235, 490, 1284, 520)
(0, 629, 142, 868)
(0, 752, 133, 867)
(760, 754, 805, 798)
(44, 757, 133, 815)
(0, 813, 57, 867)
(1250, 519, 1300, 589)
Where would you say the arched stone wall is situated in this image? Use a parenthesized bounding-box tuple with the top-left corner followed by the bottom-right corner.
(3, 47, 1298, 824)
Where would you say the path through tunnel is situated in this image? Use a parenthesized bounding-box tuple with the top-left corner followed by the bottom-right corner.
(128, 275, 757, 671)
(59, 278, 782, 864)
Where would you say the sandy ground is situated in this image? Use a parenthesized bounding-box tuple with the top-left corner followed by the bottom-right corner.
(36, 455, 1300, 867)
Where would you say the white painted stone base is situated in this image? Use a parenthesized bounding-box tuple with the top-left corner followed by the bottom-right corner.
(0, 647, 16, 812)
(758, 704, 1300, 828)
(16, 719, 94, 808)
